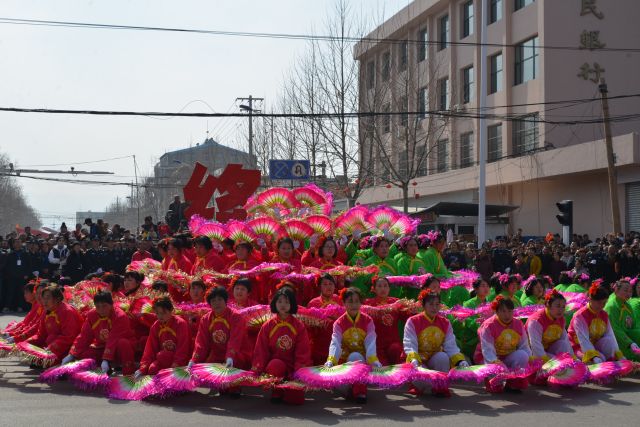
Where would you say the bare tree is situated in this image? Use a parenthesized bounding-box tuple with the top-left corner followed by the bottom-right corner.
(0, 152, 42, 233)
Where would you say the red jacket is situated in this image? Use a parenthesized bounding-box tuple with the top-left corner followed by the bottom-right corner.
(10, 302, 44, 342)
(191, 251, 226, 275)
(191, 307, 251, 365)
(161, 255, 193, 273)
(70, 307, 135, 361)
(252, 314, 311, 376)
(27, 302, 82, 358)
(140, 315, 191, 373)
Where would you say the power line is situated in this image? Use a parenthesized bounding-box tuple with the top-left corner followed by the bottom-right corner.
(0, 17, 638, 53)
(1, 97, 639, 126)
(20, 154, 132, 168)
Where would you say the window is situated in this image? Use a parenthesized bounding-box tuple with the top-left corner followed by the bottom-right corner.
(382, 103, 391, 134)
(488, 124, 502, 162)
(416, 144, 429, 176)
(489, 0, 502, 24)
(462, 66, 474, 104)
(460, 132, 474, 168)
(418, 87, 428, 119)
(438, 15, 449, 51)
(514, 0, 535, 12)
(418, 28, 428, 61)
(489, 53, 503, 94)
(366, 61, 375, 89)
(381, 51, 391, 82)
(513, 113, 539, 155)
(399, 41, 408, 71)
(437, 139, 449, 173)
(399, 95, 408, 127)
(515, 36, 539, 85)
(399, 150, 409, 178)
(462, 1, 474, 38)
(438, 78, 449, 110)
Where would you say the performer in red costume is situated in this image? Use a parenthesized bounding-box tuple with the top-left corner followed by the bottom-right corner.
(64, 291, 137, 375)
(191, 236, 225, 275)
(325, 287, 381, 404)
(526, 290, 574, 362)
(475, 296, 532, 392)
(364, 276, 405, 365)
(307, 274, 343, 365)
(135, 296, 191, 376)
(252, 288, 312, 405)
(26, 285, 82, 365)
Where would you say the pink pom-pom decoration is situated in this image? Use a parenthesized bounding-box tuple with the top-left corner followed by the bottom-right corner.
(410, 366, 450, 391)
(293, 362, 370, 389)
(448, 364, 506, 383)
(14, 342, 57, 368)
(39, 358, 96, 383)
(70, 369, 111, 391)
(365, 363, 413, 389)
(547, 362, 590, 388)
(190, 363, 257, 389)
(107, 375, 159, 401)
(154, 366, 196, 396)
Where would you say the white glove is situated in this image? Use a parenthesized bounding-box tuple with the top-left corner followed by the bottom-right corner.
(372, 361, 382, 369)
(61, 354, 74, 365)
(293, 240, 300, 249)
(134, 370, 142, 379)
(593, 357, 603, 364)
(458, 361, 470, 368)
(630, 343, 640, 353)
(411, 359, 420, 368)
(339, 236, 348, 247)
(225, 358, 234, 368)
(96, 268, 103, 274)
(383, 230, 392, 240)
(6, 336, 15, 344)
(309, 234, 318, 247)
(324, 361, 333, 369)
(100, 360, 110, 373)
(32, 271, 39, 277)
(257, 238, 266, 248)
(187, 361, 194, 369)
(353, 230, 361, 239)
(213, 243, 223, 253)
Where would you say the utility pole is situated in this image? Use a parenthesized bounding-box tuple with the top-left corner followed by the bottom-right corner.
(236, 95, 264, 167)
(477, 0, 488, 248)
(599, 79, 622, 234)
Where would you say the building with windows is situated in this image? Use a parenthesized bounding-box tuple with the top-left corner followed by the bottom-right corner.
(355, 0, 640, 238)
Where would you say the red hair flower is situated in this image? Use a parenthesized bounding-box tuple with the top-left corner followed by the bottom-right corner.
(545, 289, 561, 303)
(491, 295, 505, 311)
(588, 282, 600, 296)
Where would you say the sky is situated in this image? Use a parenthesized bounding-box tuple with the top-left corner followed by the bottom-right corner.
(0, 0, 407, 228)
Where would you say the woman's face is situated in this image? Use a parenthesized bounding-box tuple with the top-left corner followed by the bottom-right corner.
(278, 242, 293, 260)
(190, 286, 205, 303)
(320, 278, 335, 297)
(507, 281, 518, 295)
(209, 296, 226, 314)
(496, 306, 514, 324)
(373, 279, 390, 299)
(423, 298, 440, 318)
(589, 298, 606, 312)
(532, 283, 544, 298)
(406, 239, 419, 256)
(476, 281, 490, 298)
(615, 282, 633, 301)
(322, 241, 336, 259)
(123, 277, 139, 292)
(235, 245, 249, 261)
(233, 285, 249, 302)
(344, 295, 361, 317)
(41, 292, 59, 311)
(275, 295, 291, 316)
(427, 279, 441, 294)
(547, 299, 566, 320)
(374, 241, 390, 259)
(155, 307, 172, 323)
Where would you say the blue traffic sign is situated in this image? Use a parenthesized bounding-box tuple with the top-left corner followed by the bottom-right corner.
(269, 160, 310, 180)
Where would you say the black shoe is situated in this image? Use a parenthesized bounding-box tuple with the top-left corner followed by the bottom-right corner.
(355, 395, 367, 404)
(270, 396, 283, 404)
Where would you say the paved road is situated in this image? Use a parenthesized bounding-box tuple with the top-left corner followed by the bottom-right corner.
(2, 314, 639, 427)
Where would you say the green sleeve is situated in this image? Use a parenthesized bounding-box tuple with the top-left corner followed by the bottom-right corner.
(605, 299, 633, 349)
(388, 244, 399, 260)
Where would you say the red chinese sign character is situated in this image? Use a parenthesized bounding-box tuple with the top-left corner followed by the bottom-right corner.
(183, 162, 261, 222)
